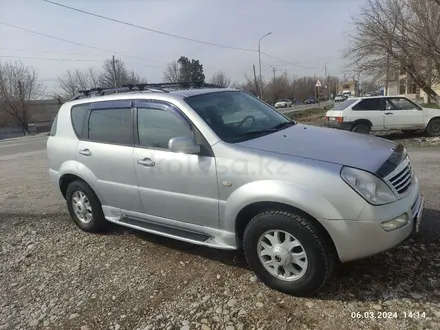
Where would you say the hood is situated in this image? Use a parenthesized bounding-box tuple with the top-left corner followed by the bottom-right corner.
(237, 124, 399, 173)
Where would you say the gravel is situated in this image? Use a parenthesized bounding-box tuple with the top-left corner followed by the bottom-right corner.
(1, 147, 440, 329)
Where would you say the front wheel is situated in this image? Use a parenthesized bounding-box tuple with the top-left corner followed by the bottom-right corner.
(425, 118, 440, 136)
(243, 210, 336, 296)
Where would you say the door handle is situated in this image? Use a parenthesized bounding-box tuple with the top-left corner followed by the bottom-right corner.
(384, 112, 393, 115)
(78, 148, 92, 156)
(137, 157, 155, 167)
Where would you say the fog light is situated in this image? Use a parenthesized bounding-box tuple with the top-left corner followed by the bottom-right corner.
(381, 214, 409, 231)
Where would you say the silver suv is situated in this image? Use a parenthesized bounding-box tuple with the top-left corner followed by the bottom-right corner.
(47, 83, 424, 296)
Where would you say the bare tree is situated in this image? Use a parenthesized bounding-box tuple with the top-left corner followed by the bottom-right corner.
(345, 0, 440, 103)
(163, 61, 181, 83)
(209, 71, 231, 87)
(57, 68, 99, 99)
(98, 56, 146, 88)
(0, 61, 45, 133)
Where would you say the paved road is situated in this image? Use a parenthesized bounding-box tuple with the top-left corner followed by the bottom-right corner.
(0, 135, 47, 159)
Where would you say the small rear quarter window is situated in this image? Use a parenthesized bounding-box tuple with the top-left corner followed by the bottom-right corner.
(71, 104, 89, 137)
(49, 114, 58, 136)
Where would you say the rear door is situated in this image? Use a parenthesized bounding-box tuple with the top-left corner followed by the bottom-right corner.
(75, 100, 143, 213)
(383, 97, 424, 130)
(350, 98, 385, 131)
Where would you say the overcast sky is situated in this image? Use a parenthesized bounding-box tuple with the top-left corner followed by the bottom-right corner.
(0, 0, 364, 93)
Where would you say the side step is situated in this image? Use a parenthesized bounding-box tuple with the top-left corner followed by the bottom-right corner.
(119, 217, 210, 242)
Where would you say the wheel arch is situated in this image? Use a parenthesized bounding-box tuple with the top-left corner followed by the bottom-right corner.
(352, 118, 373, 128)
(59, 171, 103, 205)
(234, 201, 337, 255)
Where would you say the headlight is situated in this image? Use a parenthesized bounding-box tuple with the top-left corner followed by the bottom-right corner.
(340, 166, 397, 205)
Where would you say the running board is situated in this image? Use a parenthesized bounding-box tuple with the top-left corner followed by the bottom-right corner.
(119, 217, 210, 242)
(110, 216, 234, 250)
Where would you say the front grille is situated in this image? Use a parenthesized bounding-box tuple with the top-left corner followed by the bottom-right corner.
(389, 160, 412, 194)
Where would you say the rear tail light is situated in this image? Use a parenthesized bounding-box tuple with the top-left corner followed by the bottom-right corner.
(325, 116, 344, 122)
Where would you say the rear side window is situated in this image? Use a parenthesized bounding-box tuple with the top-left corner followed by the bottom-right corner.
(88, 107, 133, 145)
(49, 114, 58, 136)
(71, 104, 89, 137)
(352, 98, 383, 111)
(332, 98, 358, 110)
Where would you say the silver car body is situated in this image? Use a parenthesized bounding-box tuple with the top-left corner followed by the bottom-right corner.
(47, 88, 423, 263)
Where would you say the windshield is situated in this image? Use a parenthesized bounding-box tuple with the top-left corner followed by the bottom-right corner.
(185, 91, 294, 143)
(332, 98, 358, 110)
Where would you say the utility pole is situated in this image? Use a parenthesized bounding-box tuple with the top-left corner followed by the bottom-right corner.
(258, 32, 272, 99)
(252, 64, 259, 98)
(18, 80, 28, 135)
(272, 67, 276, 80)
(111, 55, 117, 88)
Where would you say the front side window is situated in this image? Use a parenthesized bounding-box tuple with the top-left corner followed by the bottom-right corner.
(184, 91, 293, 143)
(49, 114, 58, 136)
(137, 106, 193, 149)
(352, 98, 383, 111)
(387, 98, 418, 110)
(88, 107, 133, 145)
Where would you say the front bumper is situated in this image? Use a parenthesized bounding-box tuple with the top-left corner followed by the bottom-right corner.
(319, 180, 424, 262)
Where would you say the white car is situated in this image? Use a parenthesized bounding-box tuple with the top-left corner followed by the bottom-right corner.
(274, 99, 293, 108)
(324, 96, 440, 136)
(334, 95, 345, 102)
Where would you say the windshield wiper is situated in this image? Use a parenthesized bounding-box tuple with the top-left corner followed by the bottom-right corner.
(227, 129, 278, 142)
(227, 121, 296, 142)
(270, 121, 296, 130)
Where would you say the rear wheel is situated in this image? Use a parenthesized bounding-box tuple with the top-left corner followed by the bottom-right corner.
(426, 118, 440, 136)
(243, 210, 336, 296)
(66, 180, 107, 232)
(351, 123, 370, 134)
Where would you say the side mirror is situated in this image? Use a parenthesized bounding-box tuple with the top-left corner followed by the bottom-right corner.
(168, 136, 200, 154)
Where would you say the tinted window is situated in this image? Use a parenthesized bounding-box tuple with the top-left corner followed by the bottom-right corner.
(71, 104, 89, 136)
(352, 98, 383, 111)
(387, 98, 418, 110)
(88, 108, 133, 145)
(332, 98, 358, 110)
(137, 107, 193, 149)
(49, 114, 58, 137)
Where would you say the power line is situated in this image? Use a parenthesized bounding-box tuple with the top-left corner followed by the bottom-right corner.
(0, 21, 167, 65)
(0, 55, 102, 62)
(260, 52, 317, 69)
(0, 47, 109, 57)
(42, 0, 258, 52)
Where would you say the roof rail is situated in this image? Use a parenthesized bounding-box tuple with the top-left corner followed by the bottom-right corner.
(70, 81, 224, 100)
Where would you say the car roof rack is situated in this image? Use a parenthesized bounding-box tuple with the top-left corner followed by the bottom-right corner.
(70, 82, 224, 100)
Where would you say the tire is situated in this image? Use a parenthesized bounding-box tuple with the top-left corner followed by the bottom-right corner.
(243, 210, 336, 296)
(425, 118, 440, 136)
(351, 123, 370, 134)
(66, 180, 107, 233)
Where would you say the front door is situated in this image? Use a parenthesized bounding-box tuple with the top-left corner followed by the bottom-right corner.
(384, 97, 424, 130)
(75, 100, 143, 213)
(133, 100, 219, 228)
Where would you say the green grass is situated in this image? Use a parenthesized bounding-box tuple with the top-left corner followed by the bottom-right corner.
(420, 103, 440, 109)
